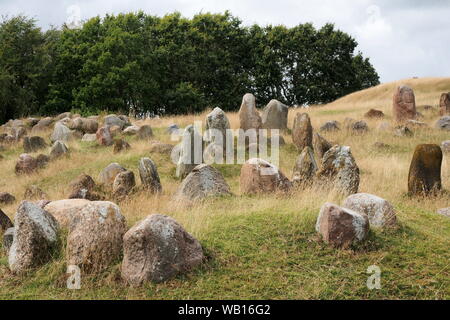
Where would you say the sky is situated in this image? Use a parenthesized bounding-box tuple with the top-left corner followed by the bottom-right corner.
(1, 0, 449, 83)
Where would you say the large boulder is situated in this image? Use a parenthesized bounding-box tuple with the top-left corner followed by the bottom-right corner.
(240, 158, 292, 195)
(50, 122, 73, 143)
(137, 125, 153, 140)
(176, 125, 203, 179)
(239, 93, 262, 131)
(8, 201, 59, 274)
(49, 140, 69, 159)
(123, 125, 139, 136)
(408, 144, 442, 196)
(292, 146, 318, 186)
(439, 92, 450, 116)
(81, 133, 97, 142)
(113, 139, 131, 154)
(0, 192, 15, 205)
(313, 132, 332, 159)
(292, 113, 313, 151)
(66, 201, 127, 273)
(0, 209, 13, 233)
(262, 99, 288, 130)
(98, 163, 127, 186)
(343, 193, 397, 228)
(15, 154, 38, 175)
(434, 116, 450, 131)
(96, 126, 113, 146)
(68, 174, 100, 201)
(44, 199, 91, 229)
(315, 202, 369, 248)
(104, 114, 126, 129)
(174, 164, 231, 202)
(81, 118, 99, 134)
(112, 170, 136, 198)
(31, 117, 53, 132)
(121, 214, 204, 285)
(393, 85, 417, 122)
(317, 145, 360, 195)
(138, 158, 162, 194)
(23, 136, 47, 153)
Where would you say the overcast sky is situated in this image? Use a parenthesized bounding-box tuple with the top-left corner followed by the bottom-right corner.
(1, 0, 449, 83)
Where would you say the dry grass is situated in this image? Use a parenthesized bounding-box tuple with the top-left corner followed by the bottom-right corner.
(0, 77, 449, 299)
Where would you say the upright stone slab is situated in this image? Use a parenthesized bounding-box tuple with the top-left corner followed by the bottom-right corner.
(98, 163, 127, 186)
(313, 133, 332, 159)
(239, 93, 261, 131)
(23, 136, 47, 153)
(408, 144, 442, 196)
(50, 122, 73, 143)
(262, 99, 288, 130)
(292, 113, 313, 151)
(176, 125, 203, 179)
(393, 85, 417, 122)
(439, 92, 450, 116)
(292, 146, 318, 186)
(49, 140, 69, 159)
(138, 158, 162, 194)
(205, 107, 230, 151)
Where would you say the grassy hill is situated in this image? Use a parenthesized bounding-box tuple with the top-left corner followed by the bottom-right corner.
(0, 78, 449, 299)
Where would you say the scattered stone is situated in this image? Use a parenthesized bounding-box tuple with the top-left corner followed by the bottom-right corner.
(50, 122, 73, 143)
(32, 117, 53, 132)
(96, 126, 113, 146)
(50, 140, 69, 159)
(3, 227, 14, 253)
(56, 112, 72, 120)
(109, 125, 122, 137)
(373, 142, 392, 151)
(112, 170, 136, 198)
(441, 140, 450, 154)
(350, 120, 369, 134)
(104, 114, 126, 129)
(408, 144, 442, 196)
(239, 93, 262, 131)
(262, 100, 288, 130)
(123, 125, 139, 136)
(315, 202, 369, 248)
(320, 121, 340, 132)
(10, 127, 27, 141)
(437, 208, 450, 218)
(137, 125, 154, 140)
(174, 164, 231, 202)
(292, 113, 313, 151)
(292, 146, 318, 186)
(81, 118, 99, 134)
(435, 116, 450, 131)
(205, 107, 230, 153)
(138, 158, 162, 194)
(98, 163, 127, 186)
(343, 193, 397, 228)
(149, 141, 174, 155)
(24, 185, 48, 200)
(317, 145, 360, 196)
(113, 139, 131, 154)
(66, 201, 127, 273)
(68, 174, 100, 200)
(15, 154, 38, 175)
(167, 124, 180, 135)
(0, 192, 15, 205)
(439, 92, 450, 116)
(176, 125, 203, 179)
(240, 158, 292, 195)
(313, 133, 332, 159)
(44, 199, 91, 229)
(364, 109, 384, 118)
(394, 125, 413, 137)
(23, 136, 47, 153)
(0, 209, 13, 233)
(393, 85, 417, 122)
(121, 214, 204, 286)
(8, 201, 59, 274)
(36, 154, 50, 168)
(82, 133, 97, 142)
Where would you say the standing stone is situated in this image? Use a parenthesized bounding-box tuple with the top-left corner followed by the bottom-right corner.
(262, 100, 288, 130)
(32, 117, 53, 133)
(81, 118, 99, 134)
(343, 193, 397, 228)
(50, 122, 73, 143)
(66, 201, 127, 273)
(50, 140, 69, 159)
(174, 164, 231, 202)
(99, 163, 127, 186)
(441, 140, 450, 154)
(317, 145, 360, 195)
(292, 147, 318, 186)
(350, 120, 369, 134)
(439, 92, 450, 116)
(315, 202, 369, 248)
(121, 214, 204, 286)
(240, 158, 292, 195)
(3, 227, 14, 253)
(0, 192, 15, 205)
(36, 154, 50, 169)
(176, 125, 203, 179)
(138, 158, 162, 194)
(205, 107, 230, 149)
(112, 170, 136, 198)
(8, 201, 59, 274)
(320, 121, 340, 132)
(408, 144, 442, 196)
(68, 174, 99, 200)
(167, 124, 180, 135)
(137, 125, 153, 140)
(113, 139, 131, 154)
(24, 185, 48, 200)
(292, 113, 313, 151)
(313, 133, 332, 159)
(15, 154, 38, 175)
(0, 209, 13, 233)
(393, 85, 417, 122)
(96, 126, 113, 146)
(239, 93, 262, 131)
(23, 136, 47, 153)
(44, 199, 91, 229)
(435, 116, 450, 131)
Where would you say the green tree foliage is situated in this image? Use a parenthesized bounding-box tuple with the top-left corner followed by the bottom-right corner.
(0, 12, 380, 123)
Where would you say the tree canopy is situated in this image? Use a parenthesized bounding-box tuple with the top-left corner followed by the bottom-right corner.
(0, 11, 380, 124)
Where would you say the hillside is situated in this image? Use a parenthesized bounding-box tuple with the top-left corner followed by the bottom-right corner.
(0, 81, 449, 299)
